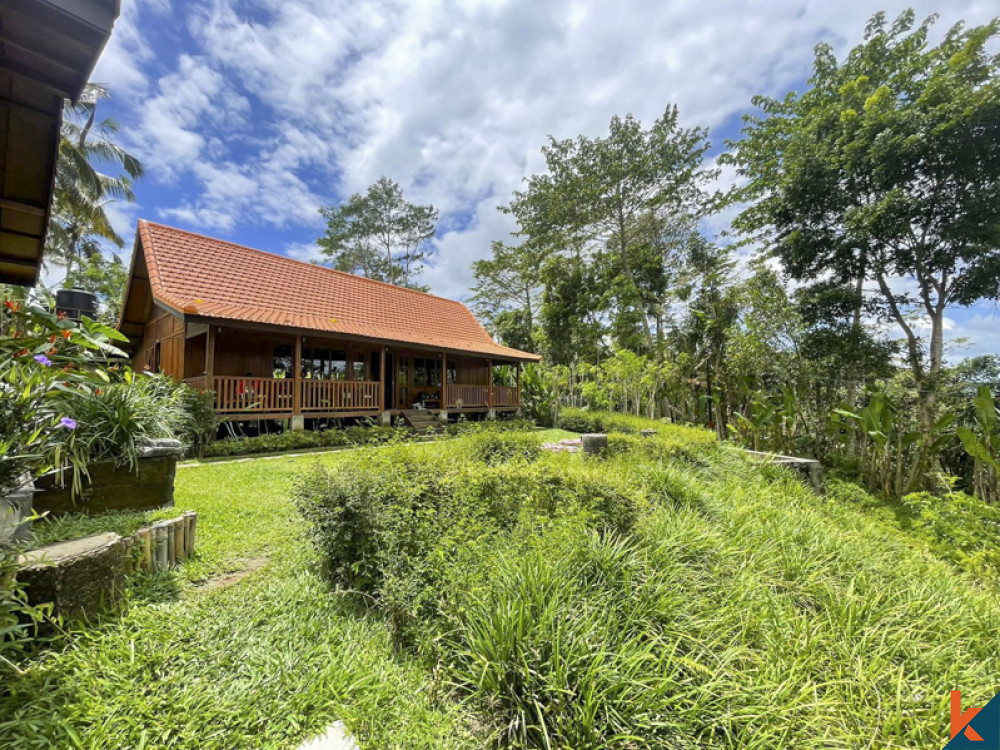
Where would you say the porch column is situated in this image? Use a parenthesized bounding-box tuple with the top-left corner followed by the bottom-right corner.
(379, 346, 386, 412)
(441, 352, 448, 410)
(516, 362, 521, 410)
(292, 335, 303, 430)
(487, 358, 493, 417)
(205, 327, 215, 409)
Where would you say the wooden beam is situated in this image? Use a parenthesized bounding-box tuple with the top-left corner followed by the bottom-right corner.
(487, 358, 493, 409)
(0, 198, 46, 216)
(292, 335, 302, 416)
(379, 346, 386, 412)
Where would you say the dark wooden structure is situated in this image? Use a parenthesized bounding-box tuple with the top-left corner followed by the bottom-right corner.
(0, 0, 121, 286)
(118, 222, 540, 425)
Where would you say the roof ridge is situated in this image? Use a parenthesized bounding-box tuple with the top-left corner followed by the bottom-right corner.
(140, 220, 469, 308)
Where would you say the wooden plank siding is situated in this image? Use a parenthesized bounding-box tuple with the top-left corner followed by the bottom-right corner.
(134, 306, 185, 379)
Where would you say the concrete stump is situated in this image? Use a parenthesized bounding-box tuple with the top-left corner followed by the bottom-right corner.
(639, 429, 657, 438)
(17, 532, 126, 623)
(582, 433, 609, 456)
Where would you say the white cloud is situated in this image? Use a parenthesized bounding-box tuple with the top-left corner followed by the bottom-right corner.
(101, 0, 1000, 360)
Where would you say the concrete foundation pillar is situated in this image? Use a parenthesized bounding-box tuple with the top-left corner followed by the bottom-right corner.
(291, 415, 305, 431)
(378, 411, 392, 426)
(437, 409, 449, 425)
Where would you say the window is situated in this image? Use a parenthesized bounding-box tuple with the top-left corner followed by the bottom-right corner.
(413, 357, 441, 388)
(351, 353, 366, 381)
(330, 350, 347, 380)
(446, 360, 457, 384)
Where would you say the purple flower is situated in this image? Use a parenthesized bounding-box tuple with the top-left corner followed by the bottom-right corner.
(34, 354, 52, 366)
(59, 417, 77, 430)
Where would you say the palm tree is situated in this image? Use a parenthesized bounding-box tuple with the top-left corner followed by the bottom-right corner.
(47, 84, 143, 278)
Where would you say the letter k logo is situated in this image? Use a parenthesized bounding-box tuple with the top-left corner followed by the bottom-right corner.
(954, 691, 985, 742)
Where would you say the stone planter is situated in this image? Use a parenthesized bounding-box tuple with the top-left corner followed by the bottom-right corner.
(0, 474, 36, 546)
(32, 439, 184, 517)
(17, 532, 126, 624)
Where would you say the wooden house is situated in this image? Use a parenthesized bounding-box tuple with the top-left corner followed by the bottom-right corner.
(117, 221, 540, 428)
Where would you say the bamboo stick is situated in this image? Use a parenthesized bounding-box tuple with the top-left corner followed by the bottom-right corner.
(184, 512, 197, 556)
(173, 518, 185, 562)
(138, 527, 152, 572)
(166, 523, 176, 566)
(153, 524, 169, 571)
(122, 536, 135, 575)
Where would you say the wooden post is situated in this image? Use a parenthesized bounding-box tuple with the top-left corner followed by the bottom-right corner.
(487, 358, 493, 408)
(516, 362, 521, 409)
(379, 346, 386, 412)
(186, 512, 197, 555)
(292, 335, 302, 417)
(166, 522, 176, 565)
(441, 351, 448, 410)
(173, 518, 185, 562)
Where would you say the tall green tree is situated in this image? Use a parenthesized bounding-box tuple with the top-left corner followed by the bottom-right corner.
(469, 240, 547, 349)
(318, 177, 438, 289)
(47, 84, 143, 278)
(725, 11, 1000, 490)
(504, 107, 717, 354)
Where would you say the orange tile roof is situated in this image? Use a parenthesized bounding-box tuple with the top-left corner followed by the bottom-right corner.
(134, 220, 541, 361)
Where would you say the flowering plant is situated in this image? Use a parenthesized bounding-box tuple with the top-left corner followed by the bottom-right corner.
(0, 297, 128, 497)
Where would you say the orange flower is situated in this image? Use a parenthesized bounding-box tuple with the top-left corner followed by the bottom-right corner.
(4, 301, 18, 311)
(63, 365, 73, 373)
(49, 334, 57, 343)
(48, 347, 57, 355)
(57, 311, 67, 320)
(61, 330, 71, 339)
(95, 388, 103, 396)
(16, 349, 28, 357)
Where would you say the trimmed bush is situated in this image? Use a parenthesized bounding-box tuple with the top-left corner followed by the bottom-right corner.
(200, 424, 413, 458)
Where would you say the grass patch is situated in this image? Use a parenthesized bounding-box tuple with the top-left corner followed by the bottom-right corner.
(1, 453, 478, 749)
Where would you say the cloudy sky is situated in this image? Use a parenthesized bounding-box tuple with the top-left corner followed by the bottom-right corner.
(90, 0, 998, 356)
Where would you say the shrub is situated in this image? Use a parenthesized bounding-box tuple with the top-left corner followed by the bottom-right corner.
(294, 437, 647, 639)
(466, 431, 542, 465)
(201, 423, 414, 458)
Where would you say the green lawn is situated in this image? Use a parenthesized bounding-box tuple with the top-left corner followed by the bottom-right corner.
(5, 425, 997, 749)
(2, 448, 487, 749)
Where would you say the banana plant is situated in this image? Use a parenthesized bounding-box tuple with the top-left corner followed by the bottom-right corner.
(956, 386, 1000, 503)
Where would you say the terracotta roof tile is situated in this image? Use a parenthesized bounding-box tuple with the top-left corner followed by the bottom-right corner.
(135, 221, 541, 361)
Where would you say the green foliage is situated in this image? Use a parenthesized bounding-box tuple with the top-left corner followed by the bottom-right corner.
(0, 298, 129, 496)
(826, 477, 1000, 581)
(726, 10, 1000, 479)
(318, 176, 438, 289)
(519, 363, 559, 427)
(956, 386, 1000, 503)
(293, 439, 643, 640)
(47, 84, 143, 277)
(201, 423, 414, 458)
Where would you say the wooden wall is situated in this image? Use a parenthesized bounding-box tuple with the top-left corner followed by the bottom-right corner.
(133, 307, 185, 380)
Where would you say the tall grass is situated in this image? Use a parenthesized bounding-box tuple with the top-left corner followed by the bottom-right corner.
(297, 431, 1000, 749)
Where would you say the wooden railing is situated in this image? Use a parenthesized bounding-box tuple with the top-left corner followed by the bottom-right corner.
(446, 384, 490, 408)
(212, 376, 294, 414)
(493, 385, 517, 407)
(300, 379, 380, 412)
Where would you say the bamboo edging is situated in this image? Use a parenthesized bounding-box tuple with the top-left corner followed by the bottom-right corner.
(131, 512, 198, 573)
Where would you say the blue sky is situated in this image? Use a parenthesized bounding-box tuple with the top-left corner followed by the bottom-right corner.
(88, 0, 999, 358)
